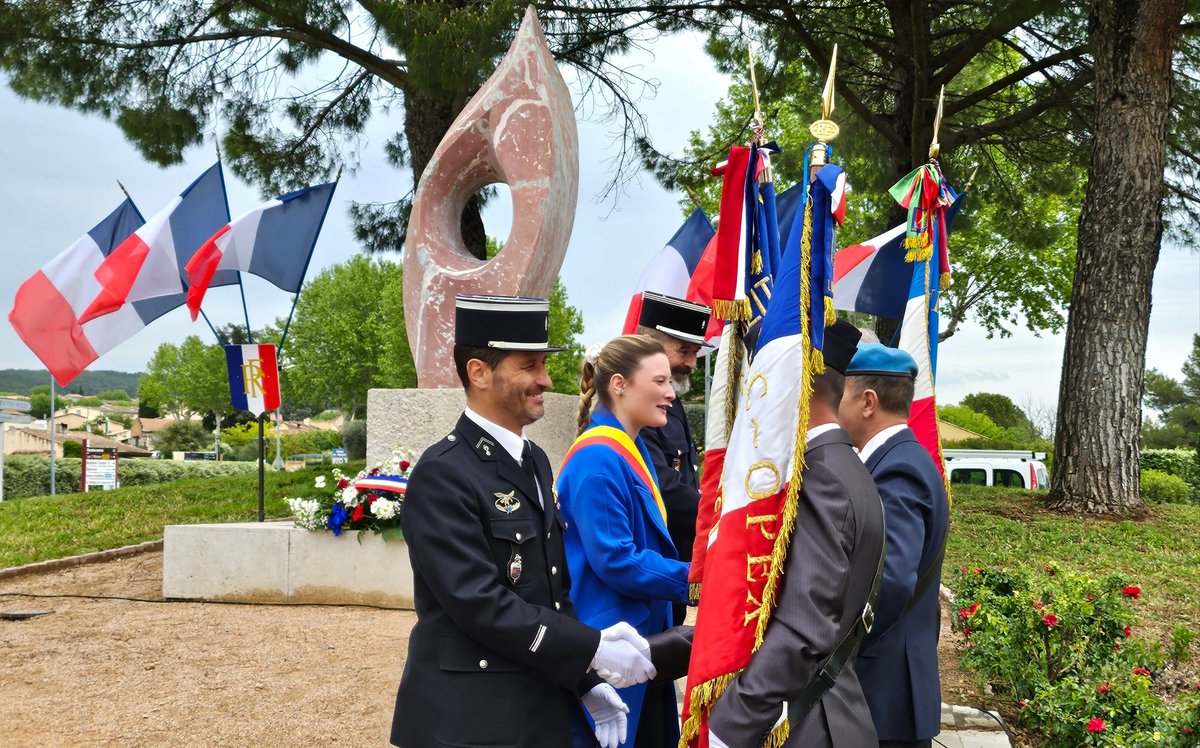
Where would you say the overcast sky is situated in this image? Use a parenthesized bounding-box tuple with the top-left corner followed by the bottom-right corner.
(1, 31, 1196, 416)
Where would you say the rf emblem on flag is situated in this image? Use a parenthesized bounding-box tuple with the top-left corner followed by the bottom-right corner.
(225, 344, 281, 416)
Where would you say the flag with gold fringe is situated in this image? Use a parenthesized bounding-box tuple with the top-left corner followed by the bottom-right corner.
(682, 140, 845, 748)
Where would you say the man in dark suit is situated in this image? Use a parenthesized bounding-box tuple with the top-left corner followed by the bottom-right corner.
(839, 344, 950, 748)
(391, 295, 656, 748)
(635, 291, 711, 624)
(708, 320, 887, 748)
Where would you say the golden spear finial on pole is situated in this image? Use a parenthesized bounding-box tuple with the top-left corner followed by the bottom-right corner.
(748, 47, 763, 135)
(808, 43, 840, 175)
(964, 164, 980, 192)
(929, 85, 945, 159)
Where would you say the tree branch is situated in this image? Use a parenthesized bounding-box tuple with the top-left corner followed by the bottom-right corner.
(944, 44, 1089, 116)
(941, 71, 1093, 150)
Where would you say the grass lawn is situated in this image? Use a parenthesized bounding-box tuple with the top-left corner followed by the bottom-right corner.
(0, 462, 364, 568)
(944, 485, 1200, 627)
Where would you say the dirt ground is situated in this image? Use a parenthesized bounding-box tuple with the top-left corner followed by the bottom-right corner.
(0, 552, 412, 747)
(2, 553, 987, 747)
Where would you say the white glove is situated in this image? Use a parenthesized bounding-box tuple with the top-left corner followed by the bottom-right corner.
(591, 637, 656, 688)
(582, 683, 628, 748)
(601, 621, 651, 660)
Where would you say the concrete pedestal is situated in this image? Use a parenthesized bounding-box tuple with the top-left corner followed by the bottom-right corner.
(163, 522, 414, 608)
(366, 388, 579, 469)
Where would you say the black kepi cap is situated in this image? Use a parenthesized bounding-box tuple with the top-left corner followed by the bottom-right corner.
(455, 294, 566, 352)
(822, 319, 863, 375)
(638, 291, 714, 347)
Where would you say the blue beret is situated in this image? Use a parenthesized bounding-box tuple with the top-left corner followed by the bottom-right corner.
(846, 343, 918, 379)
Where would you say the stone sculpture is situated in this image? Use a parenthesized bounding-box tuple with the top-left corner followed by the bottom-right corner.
(403, 6, 579, 387)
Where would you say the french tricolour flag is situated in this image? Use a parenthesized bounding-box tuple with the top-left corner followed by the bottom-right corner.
(621, 207, 715, 335)
(79, 163, 233, 324)
(225, 344, 281, 416)
(185, 183, 338, 319)
(8, 199, 187, 387)
(832, 194, 964, 478)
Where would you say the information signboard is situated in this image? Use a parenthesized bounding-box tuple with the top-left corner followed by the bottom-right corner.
(82, 442, 119, 492)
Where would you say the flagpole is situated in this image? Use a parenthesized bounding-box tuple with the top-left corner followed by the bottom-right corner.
(48, 373, 56, 497)
(198, 309, 222, 343)
(277, 293, 300, 355)
(237, 274, 254, 344)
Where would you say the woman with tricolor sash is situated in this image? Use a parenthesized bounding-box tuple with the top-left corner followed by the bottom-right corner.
(558, 335, 691, 748)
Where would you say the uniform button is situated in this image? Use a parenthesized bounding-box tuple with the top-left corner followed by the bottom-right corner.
(479, 660, 488, 669)
(555, 602, 562, 610)
(546, 532, 551, 540)
(515, 532, 522, 541)
(551, 566, 558, 575)
(447, 434, 456, 441)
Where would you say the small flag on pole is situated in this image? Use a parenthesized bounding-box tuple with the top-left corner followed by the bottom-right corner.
(225, 344, 281, 416)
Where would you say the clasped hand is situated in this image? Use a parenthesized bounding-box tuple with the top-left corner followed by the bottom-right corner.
(591, 621, 656, 688)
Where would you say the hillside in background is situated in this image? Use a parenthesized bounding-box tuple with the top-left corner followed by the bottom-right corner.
(0, 370, 141, 397)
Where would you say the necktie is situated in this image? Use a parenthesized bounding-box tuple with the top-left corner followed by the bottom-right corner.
(521, 441, 537, 487)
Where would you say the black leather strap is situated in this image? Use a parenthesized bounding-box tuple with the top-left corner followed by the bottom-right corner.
(866, 521, 949, 646)
(786, 522, 887, 725)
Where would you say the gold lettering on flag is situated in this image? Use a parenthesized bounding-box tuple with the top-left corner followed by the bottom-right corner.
(746, 514, 778, 540)
(745, 554, 772, 583)
(745, 459, 781, 500)
(743, 589, 764, 626)
(745, 372, 768, 410)
(242, 357, 265, 398)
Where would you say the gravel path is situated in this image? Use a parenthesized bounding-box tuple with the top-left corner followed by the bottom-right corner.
(0, 552, 413, 747)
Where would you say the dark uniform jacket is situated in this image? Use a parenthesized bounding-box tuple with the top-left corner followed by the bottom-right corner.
(390, 414, 602, 748)
(641, 398, 700, 565)
(708, 427, 886, 748)
(856, 428, 950, 741)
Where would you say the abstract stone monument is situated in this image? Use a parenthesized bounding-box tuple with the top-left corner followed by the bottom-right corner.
(403, 5, 579, 388)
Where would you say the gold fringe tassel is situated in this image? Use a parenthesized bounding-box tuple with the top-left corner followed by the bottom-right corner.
(765, 721, 791, 747)
(679, 672, 738, 747)
(712, 298, 752, 323)
(810, 346, 826, 375)
(722, 328, 745, 445)
(824, 295, 837, 327)
(751, 249, 763, 275)
(688, 582, 702, 604)
(939, 272, 952, 291)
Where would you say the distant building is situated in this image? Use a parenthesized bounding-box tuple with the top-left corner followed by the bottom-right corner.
(129, 417, 180, 451)
(939, 419, 989, 443)
(4, 428, 152, 458)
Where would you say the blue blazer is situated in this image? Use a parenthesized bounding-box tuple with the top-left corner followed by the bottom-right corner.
(557, 407, 690, 745)
(855, 428, 950, 742)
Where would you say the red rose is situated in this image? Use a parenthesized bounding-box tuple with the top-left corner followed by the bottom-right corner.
(1042, 613, 1059, 627)
(1018, 700, 1027, 708)
(400, 460, 411, 471)
(1086, 594, 1094, 601)
(958, 607, 970, 620)
(337, 478, 349, 490)
(369, 467, 380, 476)
(969, 602, 980, 615)
(351, 504, 364, 522)
(1097, 682, 1111, 694)
(963, 627, 971, 638)
(973, 567, 981, 574)
(1122, 585, 1141, 599)
(1034, 600, 1044, 610)
(961, 567, 969, 574)
(1133, 667, 1152, 678)
(1123, 626, 1132, 637)
(1087, 718, 1106, 733)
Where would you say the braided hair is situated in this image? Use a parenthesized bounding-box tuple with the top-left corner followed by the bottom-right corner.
(576, 334, 666, 436)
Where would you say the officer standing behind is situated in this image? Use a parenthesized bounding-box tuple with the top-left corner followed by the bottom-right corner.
(838, 344, 950, 748)
(634, 291, 711, 625)
(391, 295, 657, 748)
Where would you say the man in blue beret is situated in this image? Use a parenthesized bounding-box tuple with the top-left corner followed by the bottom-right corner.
(838, 343, 950, 748)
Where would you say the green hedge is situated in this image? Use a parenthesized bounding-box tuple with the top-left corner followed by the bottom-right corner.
(1141, 448, 1199, 502)
(1141, 468, 1193, 504)
(1, 455, 257, 499)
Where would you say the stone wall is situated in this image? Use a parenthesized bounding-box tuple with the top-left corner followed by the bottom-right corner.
(366, 389, 580, 471)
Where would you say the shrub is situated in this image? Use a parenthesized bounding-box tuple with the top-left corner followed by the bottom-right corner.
(1142, 448, 1199, 501)
(1, 454, 256, 499)
(1141, 469, 1192, 504)
(155, 420, 212, 454)
(342, 420, 367, 460)
(62, 441, 82, 458)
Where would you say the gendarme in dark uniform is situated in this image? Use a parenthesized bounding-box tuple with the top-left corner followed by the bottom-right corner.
(635, 291, 712, 624)
(391, 295, 652, 748)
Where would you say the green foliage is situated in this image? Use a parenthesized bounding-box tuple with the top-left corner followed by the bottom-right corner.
(0, 369, 139, 397)
(1142, 336, 1200, 449)
(342, 420, 367, 461)
(219, 422, 342, 462)
(140, 335, 242, 421)
(938, 403, 1008, 441)
(283, 255, 415, 417)
(1169, 625, 1197, 667)
(61, 441, 82, 458)
(0, 463, 355, 567)
(0, 454, 258, 500)
(153, 420, 212, 454)
(73, 396, 103, 407)
(26, 384, 51, 419)
(97, 389, 132, 402)
(1140, 469, 1192, 505)
(953, 564, 1200, 746)
(961, 392, 1034, 434)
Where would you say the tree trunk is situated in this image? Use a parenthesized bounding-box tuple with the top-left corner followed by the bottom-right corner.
(1046, 0, 1184, 513)
(403, 87, 488, 260)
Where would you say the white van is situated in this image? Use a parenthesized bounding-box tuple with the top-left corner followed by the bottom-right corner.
(943, 449, 1050, 490)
